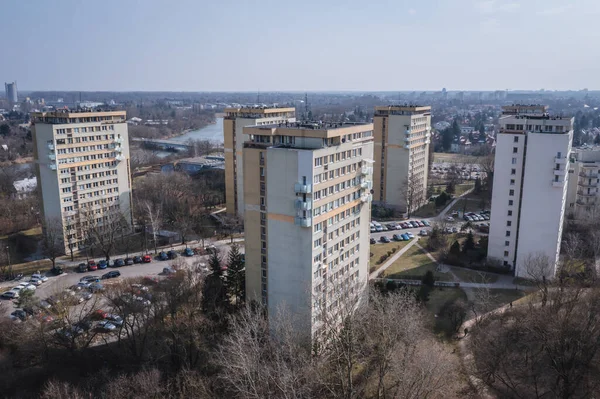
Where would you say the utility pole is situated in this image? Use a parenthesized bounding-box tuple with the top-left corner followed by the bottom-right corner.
(6, 246, 11, 278)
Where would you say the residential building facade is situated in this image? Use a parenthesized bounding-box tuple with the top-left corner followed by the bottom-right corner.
(488, 105, 573, 278)
(242, 121, 374, 336)
(224, 106, 296, 217)
(372, 105, 431, 213)
(4, 82, 18, 103)
(31, 110, 133, 253)
(566, 148, 600, 216)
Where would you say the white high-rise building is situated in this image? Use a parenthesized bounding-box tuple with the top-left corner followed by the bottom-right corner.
(4, 82, 18, 103)
(566, 148, 600, 216)
(31, 110, 133, 254)
(242, 121, 374, 337)
(488, 105, 573, 278)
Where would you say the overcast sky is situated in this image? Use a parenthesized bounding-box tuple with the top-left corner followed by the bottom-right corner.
(1, 0, 598, 92)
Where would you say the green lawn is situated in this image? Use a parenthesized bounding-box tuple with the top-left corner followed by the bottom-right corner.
(433, 152, 483, 164)
(383, 245, 456, 281)
(369, 241, 411, 272)
(412, 202, 442, 218)
(450, 266, 499, 283)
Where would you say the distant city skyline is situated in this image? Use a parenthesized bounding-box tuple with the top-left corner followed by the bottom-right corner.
(2, 0, 599, 92)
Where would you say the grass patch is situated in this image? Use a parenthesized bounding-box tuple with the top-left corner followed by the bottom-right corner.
(433, 153, 483, 164)
(512, 277, 537, 286)
(383, 246, 456, 281)
(447, 198, 486, 216)
(412, 202, 442, 218)
(450, 266, 499, 283)
(487, 289, 526, 308)
(369, 241, 411, 272)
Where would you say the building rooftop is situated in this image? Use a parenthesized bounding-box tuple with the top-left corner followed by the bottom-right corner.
(224, 105, 295, 113)
(375, 104, 431, 111)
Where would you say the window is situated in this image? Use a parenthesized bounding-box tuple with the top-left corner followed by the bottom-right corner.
(506, 231, 511, 237)
(513, 147, 518, 153)
(510, 179, 515, 185)
(509, 189, 514, 196)
(511, 169, 516, 175)
(508, 210, 513, 216)
(504, 251, 509, 257)
(508, 200, 513, 206)
(505, 241, 510, 246)
(513, 136, 519, 143)
(557, 152, 562, 158)
(315, 157, 322, 167)
(511, 158, 517, 165)
(507, 221, 512, 226)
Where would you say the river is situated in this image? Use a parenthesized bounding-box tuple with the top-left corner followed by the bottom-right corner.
(167, 118, 224, 144)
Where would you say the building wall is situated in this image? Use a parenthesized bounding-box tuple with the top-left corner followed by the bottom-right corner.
(488, 132, 526, 268)
(242, 147, 263, 303)
(373, 116, 386, 202)
(224, 119, 236, 215)
(515, 132, 572, 277)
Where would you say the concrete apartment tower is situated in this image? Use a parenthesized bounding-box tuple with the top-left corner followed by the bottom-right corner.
(488, 105, 573, 278)
(223, 106, 296, 217)
(4, 82, 18, 103)
(566, 148, 600, 217)
(31, 110, 133, 254)
(372, 105, 431, 214)
(242, 121, 374, 337)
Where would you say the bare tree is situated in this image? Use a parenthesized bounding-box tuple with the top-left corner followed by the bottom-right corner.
(41, 216, 65, 269)
(142, 200, 162, 254)
(84, 205, 130, 262)
(401, 171, 425, 218)
(523, 252, 553, 307)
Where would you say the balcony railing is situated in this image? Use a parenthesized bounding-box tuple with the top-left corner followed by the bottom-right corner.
(294, 217, 312, 227)
(553, 169, 566, 176)
(577, 190, 596, 197)
(115, 155, 124, 162)
(578, 180, 598, 187)
(48, 164, 57, 171)
(295, 199, 312, 210)
(361, 194, 373, 203)
(554, 157, 567, 164)
(294, 183, 312, 194)
(579, 173, 599, 179)
(48, 154, 56, 161)
(361, 166, 372, 175)
(360, 181, 373, 190)
(552, 180, 565, 188)
(47, 144, 55, 150)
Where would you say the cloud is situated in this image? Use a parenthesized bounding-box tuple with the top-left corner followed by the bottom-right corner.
(537, 4, 573, 15)
(408, 8, 417, 15)
(475, 0, 520, 14)
(480, 17, 500, 32)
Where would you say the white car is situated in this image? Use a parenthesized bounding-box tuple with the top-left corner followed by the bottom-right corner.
(29, 278, 43, 286)
(445, 216, 454, 222)
(77, 281, 92, 289)
(96, 320, 117, 331)
(31, 274, 48, 282)
(18, 283, 36, 292)
(419, 229, 428, 236)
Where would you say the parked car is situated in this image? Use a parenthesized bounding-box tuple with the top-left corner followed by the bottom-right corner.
(386, 223, 397, 231)
(78, 263, 87, 272)
(77, 281, 92, 289)
(124, 258, 134, 266)
(392, 234, 404, 241)
(370, 226, 376, 233)
(96, 320, 117, 332)
(422, 220, 431, 227)
(419, 229, 428, 236)
(370, 238, 376, 244)
(80, 275, 100, 283)
(31, 274, 48, 282)
(18, 283, 36, 292)
(102, 271, 121, 280)
(89, 283, 104, 292)
(50, 267, 63, 275)
(379, 236, 391, 243)
(1, 291, 18, 299)
(113, 258, 125, 267)
(10, 309, 29, 322)
(93, 309, 108, 320)
(167, 250, 178, 260)
(98, 260, 108, 269)
(452, 227, 459, 233)
(158, 252, 169, 261)
(445, 216, 454, 222)
(463, 215, 471, 221)
(29, 278, 43, 286)
(133, 256, 143, 264)
(163, 267, 176, 275)
(105, 314, 123, 327)
(406, 232, 415, 239)
(401, 234, 410, 240)
(87, 260, 97, 271)
(375, 226, 384, 232)
(142, 255, 152, 263)
(38, 300, 51, 310)
(184, 247, 194, 257)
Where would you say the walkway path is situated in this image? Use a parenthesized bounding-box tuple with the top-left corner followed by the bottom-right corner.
(369, 238, 420, 279)
(438, 188, 474, 219)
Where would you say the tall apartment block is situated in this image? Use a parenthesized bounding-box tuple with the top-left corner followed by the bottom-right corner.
(488, 105, 573, 278)
(242, 121, 374, 336)
(224, 106, 296, 216)
(31, 110, 133, 253)
(566, 148, 600, 216)
(372, 105, 431, 213)
(4, 82, 18, 103)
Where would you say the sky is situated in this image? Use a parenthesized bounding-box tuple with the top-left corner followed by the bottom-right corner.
(1, 0, 599, 92)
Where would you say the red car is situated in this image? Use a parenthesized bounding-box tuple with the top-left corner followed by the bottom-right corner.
(93, 309, 108, 320)
(142, 255, 152, 263)
(87, 260, 97, 271)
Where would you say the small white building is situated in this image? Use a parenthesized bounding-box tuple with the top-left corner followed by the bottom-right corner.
(13, 177, 37, 199)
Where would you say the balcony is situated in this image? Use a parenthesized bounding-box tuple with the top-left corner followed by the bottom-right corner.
(404, 137, 410, 143)
(361, 166, 372, 175)
(47, 143, 55, 150)
(578, 180, 598, 188)
(114, 137, 124, 144)
(294, 183, 312, 193)
(361, 180, 373, 190)
(48, 164, 57, 171)
(115, 146, 123, 153)
(360, 194, 372, 203)
(294, 217, 312, 227)
(554, 157, 567, 164)
(48, 154, 56, 161)
(115, 155, 124, 162)
(579, 173, 599, 179)
(295, 199, 312, 210)
(553, 169, 566, 176)
(552, 180, 565, 188)
(405, 129, 411, 135)
(577, 190, 596, 197)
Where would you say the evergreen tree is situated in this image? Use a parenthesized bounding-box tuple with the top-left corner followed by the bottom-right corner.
(474, 178, 482, 193)
(452, 119, 461, 138)
(450, 241, 461, 256)
(594, 134, 600, 145)
(422, 270, 435, 288)
(445, 181, 455, 195)
(463, 232, 476, 253)
(441, 127, 453, 151)
(227, 244, 246, 305)
(202, 250, 229, 318)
